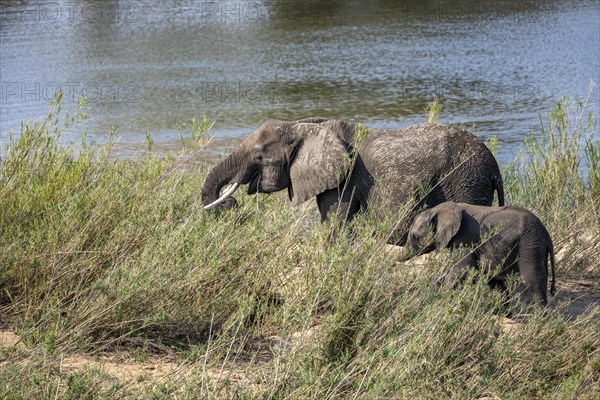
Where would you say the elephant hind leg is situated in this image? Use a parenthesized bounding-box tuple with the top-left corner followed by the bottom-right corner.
(519, 261, 549, 306)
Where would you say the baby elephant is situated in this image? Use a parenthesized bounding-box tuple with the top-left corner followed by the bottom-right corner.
(407, 202, 557, 305)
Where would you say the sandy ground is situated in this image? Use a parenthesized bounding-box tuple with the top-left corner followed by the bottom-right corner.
(550, 278, 600, 318)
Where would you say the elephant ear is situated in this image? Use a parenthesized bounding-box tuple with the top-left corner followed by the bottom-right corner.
(289, 124, 350, 206)
(433, 203, 463, 249)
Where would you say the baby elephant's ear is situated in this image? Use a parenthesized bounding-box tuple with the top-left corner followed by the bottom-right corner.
(288, 124, 350, 205)
(434, 203, 463, 249)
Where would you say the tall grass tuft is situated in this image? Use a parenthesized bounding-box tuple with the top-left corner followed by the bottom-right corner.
(0, 94, 598, 399)
(504, 96, 597, 212)
(501, 93, 599, 278)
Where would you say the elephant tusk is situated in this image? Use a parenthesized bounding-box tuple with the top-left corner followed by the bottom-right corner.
(203, 183, 240, 210)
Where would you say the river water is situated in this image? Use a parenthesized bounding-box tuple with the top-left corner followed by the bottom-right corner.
(1, 0, 599, 163)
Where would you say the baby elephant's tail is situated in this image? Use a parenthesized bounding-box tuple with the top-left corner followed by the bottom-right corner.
(494, 173, 505, 206)
(548, 244, 557, 296)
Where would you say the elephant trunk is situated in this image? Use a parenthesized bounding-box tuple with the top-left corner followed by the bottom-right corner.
(201, 153, 244, 210)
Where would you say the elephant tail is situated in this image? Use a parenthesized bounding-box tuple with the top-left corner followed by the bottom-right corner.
(548, 243, 557, 297)
(494, 173, 505, 206)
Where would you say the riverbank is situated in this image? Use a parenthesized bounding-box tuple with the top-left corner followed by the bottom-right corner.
(1, 96, 598, 398)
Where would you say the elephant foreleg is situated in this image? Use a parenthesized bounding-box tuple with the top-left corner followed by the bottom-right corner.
(443, 248, 475, 286)
(316, 185, 362, 223)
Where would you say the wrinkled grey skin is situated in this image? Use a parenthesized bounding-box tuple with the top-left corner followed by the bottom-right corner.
(202, 118, 504, 244)
(407, 202, 557, 305)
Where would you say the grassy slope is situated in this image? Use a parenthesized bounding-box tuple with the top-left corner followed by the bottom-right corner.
(0, 95, 598, 399)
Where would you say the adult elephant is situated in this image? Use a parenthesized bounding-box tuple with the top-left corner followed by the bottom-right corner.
(201, 118, 504, 244)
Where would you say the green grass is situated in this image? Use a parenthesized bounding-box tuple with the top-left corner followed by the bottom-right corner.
(0, 94, 598, 399)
